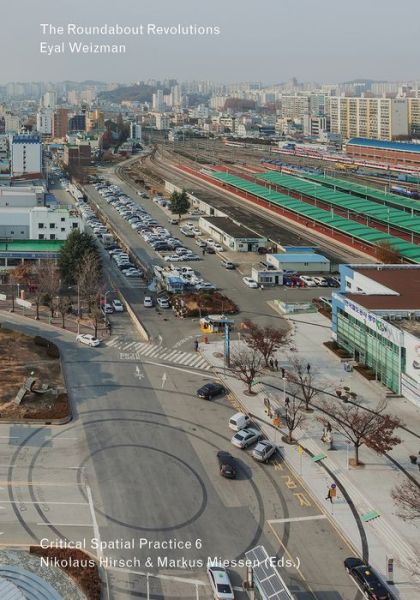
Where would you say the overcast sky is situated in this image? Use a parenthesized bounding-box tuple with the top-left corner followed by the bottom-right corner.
(1, 0, 419, 84)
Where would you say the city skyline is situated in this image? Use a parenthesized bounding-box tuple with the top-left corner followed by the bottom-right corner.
(1, 0, 420, 83)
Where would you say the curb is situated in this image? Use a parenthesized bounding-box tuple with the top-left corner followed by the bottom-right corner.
(203, 352, 364, 560)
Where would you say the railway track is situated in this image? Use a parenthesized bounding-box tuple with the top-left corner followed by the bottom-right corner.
(142, 151, 371, 264)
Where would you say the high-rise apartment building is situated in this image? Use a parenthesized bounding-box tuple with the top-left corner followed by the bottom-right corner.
(4, 114, 20, 133)
(52, 108, 70, 138)
(11, 134, 42, 177)
(36, 110, 54, 135)
(152, 90, 164, 112)
(327, 97, 408, 141)
(42, 91, 57, 109)
(279, 95, 310, 120)
(408, 98, 420, 136)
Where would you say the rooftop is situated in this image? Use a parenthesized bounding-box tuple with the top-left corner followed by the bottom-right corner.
(201, 216, 263, 239)
(347, 265, 420, 310)
(347, 138, 420, 153)
(271, 252, 329, 263)
(0, 240, 64, 253)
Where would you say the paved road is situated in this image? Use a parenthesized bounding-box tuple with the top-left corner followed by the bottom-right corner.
(84, 173, 302, 346)
(0, 309, 360, 600)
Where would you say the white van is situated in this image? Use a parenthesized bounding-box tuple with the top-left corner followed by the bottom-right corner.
(229, 412, 252, 432)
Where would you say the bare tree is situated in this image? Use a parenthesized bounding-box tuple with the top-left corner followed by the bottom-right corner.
(39, 260, 60, 318)
(7, 265, 31, 311)
(56, 295, 71, 329)
(284, 395, 306, 443)
(243, 320, 288, 367)
(77, 252, 102, 314)
(321, 401, 401, 466)
(287, 356, 320, 411)
(391, 480, 420, 521)
(375, 240, 401, 264)
(229, 346, 264, 394)
(90, 304, 104, 338)
(32, 262, 53, 319)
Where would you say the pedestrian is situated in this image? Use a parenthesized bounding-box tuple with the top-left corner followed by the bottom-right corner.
(306, 362, 311, 374)
(285, 396, 290, 408)
(274, 358, 279, 371)
(325, 483, 336, 503)
(269, 358, 274, 370)
(202, 248, 206, 256)
(326, 421, 332, 433)
(260, 284, 264, 291)
(194, 339, 199, 352)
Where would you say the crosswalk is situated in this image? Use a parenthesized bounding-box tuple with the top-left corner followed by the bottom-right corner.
(107, 335, 212, 371)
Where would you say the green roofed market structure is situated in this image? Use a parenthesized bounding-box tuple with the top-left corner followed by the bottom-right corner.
(203, 170, 420, 263)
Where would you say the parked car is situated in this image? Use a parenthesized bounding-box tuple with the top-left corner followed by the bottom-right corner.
(102, 303, 114, 314)
(143, 296, 154, 307)
(300, 275, 316, 287)
(76, 334, 100, 347)
(344, 557, 393, 600)
(252, 440, 277, 462)
(216, 451, 237, 479)
(197, 382, 225, 400)
(243, 276, 259, 288)
(157, 296, 170, 308)
(207, 566, 234, 600)
(168, 217, 179, 225)
(313, 276, 328, 286)
(231, 427, 261, 449)
(205, 246, 216, 254)
(195, 282, 217, 291)
(221, 260, 235, 270)
(180, 227, 195, 237)
(112, 299, 124, 312)
(213, 243, 224, 252)
(196, 238, 207, 248)
(229, 412, 252, 431)
(124, 269, 143, 278)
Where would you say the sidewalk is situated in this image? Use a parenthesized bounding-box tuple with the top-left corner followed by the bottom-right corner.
(200, 322, 420, 600)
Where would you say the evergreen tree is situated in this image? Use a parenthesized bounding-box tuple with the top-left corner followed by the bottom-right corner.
(169, 190, 191, 220)
(58, 230, 99, 285)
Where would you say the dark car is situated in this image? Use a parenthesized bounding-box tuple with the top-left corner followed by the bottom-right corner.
(205, 246, 216, 254)
(217, 451, 237, 479)
(344, 558, 393, 600)
(197, 382, 225, 400)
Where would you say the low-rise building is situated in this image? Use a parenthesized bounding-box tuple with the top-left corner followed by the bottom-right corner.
(0, 186, 45, 208)
(251, 264, 283, 286)
(332, 263, 420, 406)
(0, 205, 82, 241)
(0, 239, 64, 270)
(346, 138, 420, 169)
(265, 252, 330, 272)
(198, 216, 267, 252)
(63, 142, 92, 167)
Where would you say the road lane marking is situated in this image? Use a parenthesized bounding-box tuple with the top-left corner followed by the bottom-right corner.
(87, 484, 102, 559)
(0, 500, 89, 506)
(268, 515, 327, 524)
(37, 522, 92, 527)
(140, 360, 212, 377)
